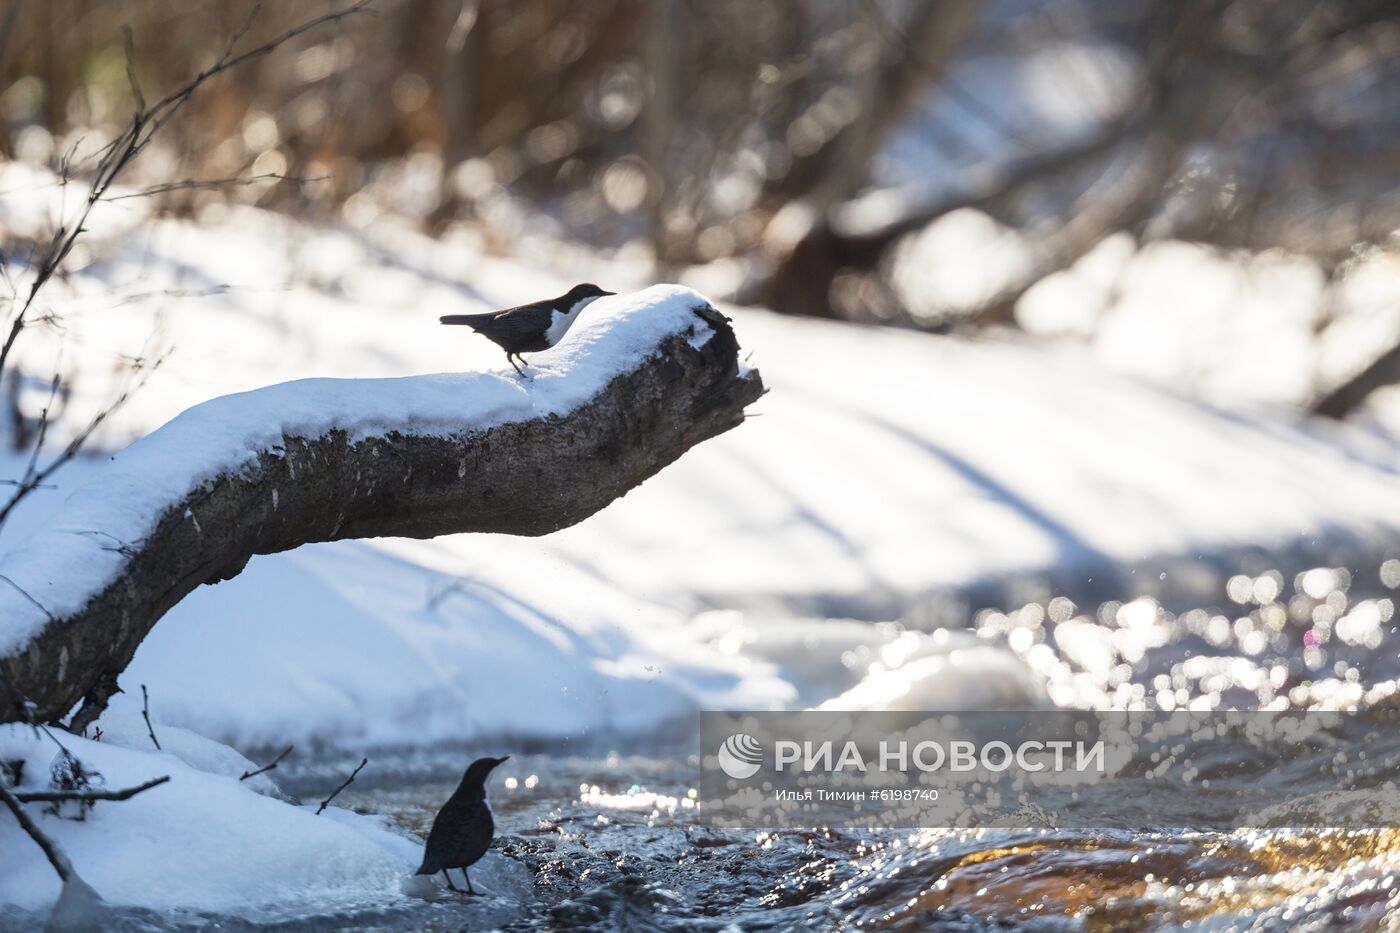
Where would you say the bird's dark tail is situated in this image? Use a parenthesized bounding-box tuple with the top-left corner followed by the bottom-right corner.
(439, 313, 494, 328)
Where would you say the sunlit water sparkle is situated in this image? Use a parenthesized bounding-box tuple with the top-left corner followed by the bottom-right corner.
(244, 561, 1400, 930)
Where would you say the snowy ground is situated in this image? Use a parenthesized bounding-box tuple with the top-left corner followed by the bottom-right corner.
(0, 718, 530, 928)
(2, 190, 1400, 750)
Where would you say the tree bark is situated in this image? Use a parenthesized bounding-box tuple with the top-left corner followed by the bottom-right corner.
(0, 297, 763, 727)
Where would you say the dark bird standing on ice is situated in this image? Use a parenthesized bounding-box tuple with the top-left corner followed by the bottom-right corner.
(439, 283, 614, 374)
(416, 755, 509, 895)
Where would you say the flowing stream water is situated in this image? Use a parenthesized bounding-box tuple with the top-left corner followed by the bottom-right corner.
(257, 560, 1400, 931)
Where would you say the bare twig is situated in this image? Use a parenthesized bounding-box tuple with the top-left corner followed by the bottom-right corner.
(0, 1, 372, 527)
(134, 1, 374, 154)
(139, 684, 160, 750)
(240, 746, 293, 781)
(18, 374, 60, 480)
(316, 757, 367, 814)
(13, 775, 169, 804)
(2, 766, 160, 900)
(0, 347, 166, 529)
(107, 173, 331, 202)
(0, 784, 78, 882)
(0, 369, 59, 483)
(121, 26, 146, 113)
(0, 573, 55, 623)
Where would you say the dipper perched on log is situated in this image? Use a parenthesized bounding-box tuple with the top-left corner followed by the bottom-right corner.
(439, 283, 615, 374)
(416, 755, 510, 895)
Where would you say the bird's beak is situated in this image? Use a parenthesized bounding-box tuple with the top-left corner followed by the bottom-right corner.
(601, 290, 616, 297)
(494, 755, 511, 767)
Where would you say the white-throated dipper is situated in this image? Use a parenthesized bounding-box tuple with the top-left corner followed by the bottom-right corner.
(439, 283, 614, 374)
(416, 755, 509, 895)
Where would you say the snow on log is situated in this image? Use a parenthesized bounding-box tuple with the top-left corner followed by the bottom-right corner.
(0, 285, 763, 726)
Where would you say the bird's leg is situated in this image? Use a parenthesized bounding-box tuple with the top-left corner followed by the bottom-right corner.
(507, 353, 525, 376)
(462, 869, 478, 896)
(441, 870, 461, 893)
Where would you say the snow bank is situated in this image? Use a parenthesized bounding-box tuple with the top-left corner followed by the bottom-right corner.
(0, 724, 528, 920)
(0, 284, 721, 655)
(117, 539, 790, 746)
(94, 696, 285, 798)
(691, 613, 1048, 712)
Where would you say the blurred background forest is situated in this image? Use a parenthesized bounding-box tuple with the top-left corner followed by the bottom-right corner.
(7, 10, 1400, 925)
(6, 4, 1400, 924)
(1, 0, 1399, 435)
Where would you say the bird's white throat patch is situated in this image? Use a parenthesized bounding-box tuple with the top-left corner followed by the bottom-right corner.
(545, 295, 601, 346)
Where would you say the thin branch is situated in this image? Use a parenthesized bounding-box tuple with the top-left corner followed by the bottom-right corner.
(121, 26, 145, 114)
(0, 0, 372, 475)
(0, 784, 77, 883)
(35, 722, 73, 756)
(13, 373, 60, 488)
(140, 684, 160, 750)
(0, 573, 55, 623)
(13, 775, 169, 804)
(101, 286, 232, 309)
(835, 112, 1145, 246)
(240, 746, 293, 781)
(0, 393, 124, 527)
(316, 757, 367, 814)
(106, 173, 330, 202)
(0, 348, 167, 530)
(136, 2, 374, 156)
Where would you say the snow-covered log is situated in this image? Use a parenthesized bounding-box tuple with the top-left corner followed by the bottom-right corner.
(0, 286, 763, 726)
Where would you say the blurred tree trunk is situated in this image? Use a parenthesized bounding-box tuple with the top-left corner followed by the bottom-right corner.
(763, 0, 982, 209)
(1313, 343, 1400, 420)
(438, 0, 481, 166)
(753, 2, 1234, 324)
(645, 0, 678, 270)
(754, 0, 982, 317)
